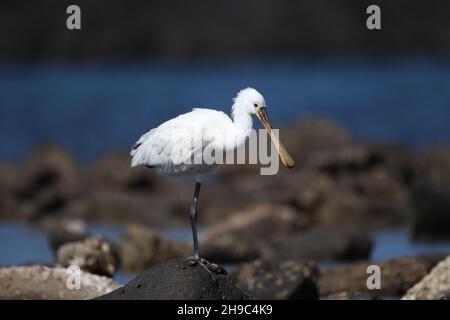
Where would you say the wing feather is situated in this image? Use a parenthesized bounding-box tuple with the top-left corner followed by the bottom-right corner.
(130, 108, 234, 172)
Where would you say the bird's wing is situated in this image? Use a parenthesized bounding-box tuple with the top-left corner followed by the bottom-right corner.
(130, 108, 232, 168)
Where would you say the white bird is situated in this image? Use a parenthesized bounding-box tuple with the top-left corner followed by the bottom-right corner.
(130, 87, 294, 276)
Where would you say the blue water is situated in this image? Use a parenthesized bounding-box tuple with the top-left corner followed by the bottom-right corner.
(1, 58, 450, 163)
(1, 223, 449, 284)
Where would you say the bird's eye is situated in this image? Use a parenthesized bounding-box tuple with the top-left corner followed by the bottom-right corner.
(253, 103, 258, 108)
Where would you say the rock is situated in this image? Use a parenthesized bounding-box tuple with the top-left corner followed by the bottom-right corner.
(57, 236, 119, 277)
(201, 236, 260, 264)
(20, 145, 79, 193)
(409, 147, 450, 241)
(293, 172, 336, 212)
(0, 163, 19, 220)
(89, 152, 157, 191)
(270, 227, 373, 262)
(200, 203, 308, 263)
(319, 255, 445, 299)
(82, 179, 189, 226)
(199, 172, 301, 225)
(0, 265, 119, 300)
(313, 188, 372, 227)
(15, 145, 79, 220)
(402, 255, 450, 300)
(308, 144, 381, 175)
(322, 291, 380, 300)
(288, 143, 412, 229)
(283, 119, 351, 165)
(120, 224, 190, 274)
(232, 259, 319, 300)
(43, 217, 89, 253)
(366, 143, 417, 186)
(98, 259, 247, 300)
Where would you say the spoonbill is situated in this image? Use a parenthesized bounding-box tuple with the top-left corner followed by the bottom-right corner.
(130, 88, 294, 275)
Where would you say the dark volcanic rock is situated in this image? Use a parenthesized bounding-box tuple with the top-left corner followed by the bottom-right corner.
(319, 255, 445, 299)
(98, 259, 247, 300)
(57, 236, 119, 277)
(270, 227, 373, 262)
(232, 260, 319, 300)
(120, 225, 190, 274)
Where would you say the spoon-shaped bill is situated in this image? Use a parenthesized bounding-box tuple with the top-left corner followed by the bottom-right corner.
(256, 107, 295, 169)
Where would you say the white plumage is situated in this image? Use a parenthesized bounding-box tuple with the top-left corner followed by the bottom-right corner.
(129, 88, 293, 276)
(131, 88, 264, 178)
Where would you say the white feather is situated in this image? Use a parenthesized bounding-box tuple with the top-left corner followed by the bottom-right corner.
(130, 88, 265, 176)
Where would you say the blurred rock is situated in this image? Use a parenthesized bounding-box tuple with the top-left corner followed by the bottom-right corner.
(201, 236, 260, 264)
(322, 291, 380, 300)
(319, 255, 445, 299)
(403, 255, 450, 300)
(0, 265, 119, 300)
(1, 119, 447, 236)
(19, 145, 78, 195)
(200, 173, 299, 224)
(57, 236, 119, 277)
(89, 152, 157, 191)
(367, 143, 417, 186)
(98, 258, 246, 300)
(82, 179, 189, 226)
(283, 119, 351, 165)
(43, 217, 89, 253)
(15, 145, 79, 220)
(120, 224, 189, 274)
(200, 203, 308, 263)
(409, 147, 450, 241)
(232, 259, 319, 300)
(270, 227, 373, 262)
(313, 187, 372, 227)
(309, 144, 381, 174)
(294, 172, 335, 212)
(202, 203, 307, 242)
(0, 163, 19, 220)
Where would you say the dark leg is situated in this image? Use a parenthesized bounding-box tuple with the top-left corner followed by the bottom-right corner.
(190, 181, 202, 260)
(187, 181, 216, 280)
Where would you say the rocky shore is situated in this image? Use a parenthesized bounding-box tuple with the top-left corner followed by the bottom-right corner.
(0, 118, 449, 299)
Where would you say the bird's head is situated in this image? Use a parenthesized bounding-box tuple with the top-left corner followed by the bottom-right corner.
(234, 87, 295, 169)
(233, 87, 267, 115)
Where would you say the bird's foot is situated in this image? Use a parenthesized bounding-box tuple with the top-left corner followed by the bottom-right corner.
(184, 257, 227, 282)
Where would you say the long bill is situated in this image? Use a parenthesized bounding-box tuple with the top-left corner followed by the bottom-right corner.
(256, 107, 295, 169)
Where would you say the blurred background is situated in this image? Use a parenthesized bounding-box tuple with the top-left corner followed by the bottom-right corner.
(0, 0, 450, 299)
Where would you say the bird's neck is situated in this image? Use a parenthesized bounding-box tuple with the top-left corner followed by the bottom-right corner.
(231, 104, 253, 136)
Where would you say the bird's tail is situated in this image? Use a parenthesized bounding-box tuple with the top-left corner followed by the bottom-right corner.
(130, 145, 145, 167)
(130, 131, 151, 167)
